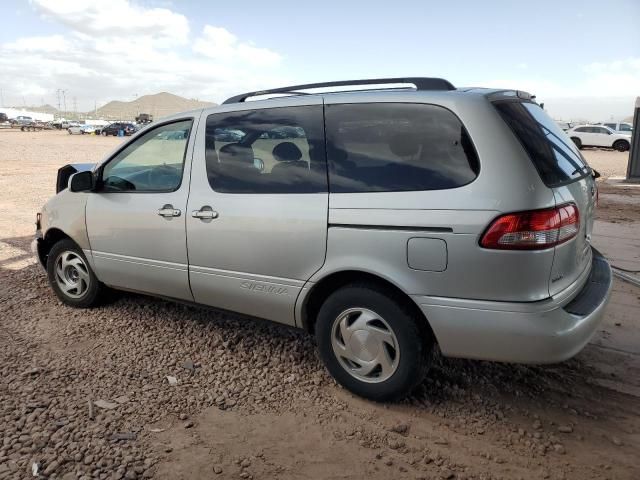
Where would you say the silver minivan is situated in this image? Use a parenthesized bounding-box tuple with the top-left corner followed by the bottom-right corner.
(34, 78, 612, 401)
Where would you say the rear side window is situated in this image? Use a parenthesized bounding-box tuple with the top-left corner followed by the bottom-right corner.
(205, 106, 327, 194)
(325, 103, 479, 193)
(494, 102, 589, 186)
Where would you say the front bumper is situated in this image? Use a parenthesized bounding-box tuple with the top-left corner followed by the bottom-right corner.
(413, 248, 613, 364)
(32, 231, 46, 270)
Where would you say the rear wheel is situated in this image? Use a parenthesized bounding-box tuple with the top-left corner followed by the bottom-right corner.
(571, 137, 582, 149)
(46, 239, 106, 308)
(316, 283, 433, 401)
(613, 140, 630, 152)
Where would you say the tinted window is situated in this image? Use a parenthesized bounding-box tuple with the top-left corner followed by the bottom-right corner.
(205, 106, 327, 194)
(604, 123, 616, 129)
(595, 127, 610, 134)
(494, 102, 589, 186)
(325, 103, 479, 193)
(575, 127, 588, 133)
(102, 119, 192, 192)
(619, 123, 632, 132)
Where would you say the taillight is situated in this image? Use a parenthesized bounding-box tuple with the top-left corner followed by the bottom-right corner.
(480, 204, 579, 250)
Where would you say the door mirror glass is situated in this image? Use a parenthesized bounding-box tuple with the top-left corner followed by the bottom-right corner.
(253, 157, 264, 171)
(69, 171, 94, 192)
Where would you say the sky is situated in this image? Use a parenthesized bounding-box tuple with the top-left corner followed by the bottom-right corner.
(0, 0, 638, 121)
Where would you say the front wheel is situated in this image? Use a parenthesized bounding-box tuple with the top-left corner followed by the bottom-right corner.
(613, 140, 630, 152)
(316, 283, 433, 401)
(571, 137, 582, 149)
(46, 239, 106, 308)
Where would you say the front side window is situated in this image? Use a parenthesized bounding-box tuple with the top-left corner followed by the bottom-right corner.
(604, 123, 616, 129)
(325, 103, 479, 193)
(101, 119, 192, 192)
(595, 127, 610, 134)
(205, 106, 327, 194)
(619, 123, 632, 132)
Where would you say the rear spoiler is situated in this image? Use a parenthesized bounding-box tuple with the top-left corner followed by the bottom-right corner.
(56, 163, 96, 193)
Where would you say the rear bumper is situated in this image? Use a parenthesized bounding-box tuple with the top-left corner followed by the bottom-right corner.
(412, 248, 612, 364)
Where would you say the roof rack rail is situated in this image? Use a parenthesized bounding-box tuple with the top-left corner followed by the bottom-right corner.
(222, 77, 455, 104)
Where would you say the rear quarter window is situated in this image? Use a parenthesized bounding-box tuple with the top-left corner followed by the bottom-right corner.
(493, 101, 589, 186)
(325, 103, 479, 193)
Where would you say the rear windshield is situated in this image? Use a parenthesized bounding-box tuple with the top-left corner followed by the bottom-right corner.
(494, 101, 589, 186)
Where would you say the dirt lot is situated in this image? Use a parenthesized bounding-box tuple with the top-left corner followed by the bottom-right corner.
(1, 130, 639, 480)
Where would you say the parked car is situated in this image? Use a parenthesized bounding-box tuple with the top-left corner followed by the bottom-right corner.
(13, 115, 34, 125)
(568, 125, 631, 151)
(555, 121, 574, 132)
(33, 78, 612, 401)
(67, 124, 96, 135)
(0, 113, 10, 129)
(101, 122, 136, 136)
(598, 122, 633, 134)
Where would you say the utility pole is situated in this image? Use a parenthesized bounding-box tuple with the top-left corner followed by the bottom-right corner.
(61, 90, 67, 116)
(0, 88, 4, 107)
(73, 96, 77, 115)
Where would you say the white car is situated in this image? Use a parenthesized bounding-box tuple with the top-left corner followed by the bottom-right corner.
(568, 125, 631, 152)
(67, 124, 96, 135)
(599, 121, 633, 134)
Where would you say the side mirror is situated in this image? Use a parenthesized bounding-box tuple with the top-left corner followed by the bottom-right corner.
(69, 171, 95, 192)
(253, 157, 265, 171)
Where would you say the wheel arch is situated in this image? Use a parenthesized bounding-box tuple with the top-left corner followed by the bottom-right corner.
(298, 269, 436, 342)
(37, 228, 73, 267)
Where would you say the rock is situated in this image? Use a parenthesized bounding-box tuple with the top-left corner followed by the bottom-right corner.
(166, 376, 178, 386)
(611, 436, 623, 446)
(179, 413, 188, 421)
(114, 395, 130, 404)
(389, 423, 409, 435)
(553, 444, 566, 454)
(111, 432, 137, 441)
(94, 400, 118, 410)
(533, 420, 542, 430)
(183, 421, 194, 429)
(88, 399, 95, 419)
(124, 470, 137, 480)
(43, 460, 60, 476)
(181, 360, 196, 373)
(213, 466, 223, 474)
(440, 469, 455, 479)
(558, 425, 573, 433)
(240, 458, 251, 468)
(384, 458, 393, 466)
(434, 438, 449, 446)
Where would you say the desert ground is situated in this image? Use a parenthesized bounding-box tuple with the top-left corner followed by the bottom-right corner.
(0, 129, 639, 480)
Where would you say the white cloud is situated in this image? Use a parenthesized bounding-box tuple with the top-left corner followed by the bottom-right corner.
(3, 34, 69, 52)
(32, 0, 189, 45)
(483, 57, 640, 99)
(193, 26, 282, 67)
(0, 1, 286, 110)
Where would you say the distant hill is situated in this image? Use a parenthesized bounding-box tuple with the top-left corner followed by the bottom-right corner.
(96, 92, 216, 120)
(10, 104, 59, 114)
(623, 116, 633, 123)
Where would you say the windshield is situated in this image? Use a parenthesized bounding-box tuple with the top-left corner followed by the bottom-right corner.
(494, 101, 590, 186)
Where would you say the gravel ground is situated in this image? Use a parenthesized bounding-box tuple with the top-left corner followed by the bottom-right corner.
(1, 130, 639, 480)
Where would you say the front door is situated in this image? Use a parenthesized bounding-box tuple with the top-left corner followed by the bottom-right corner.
(186, 100, 328, 325)
(86, 117, 199, 300)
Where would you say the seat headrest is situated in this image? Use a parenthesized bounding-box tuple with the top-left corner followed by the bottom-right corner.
(219, 143, 254, 164)
(388, 132, 421, 157)
(273, 142, 302, 162)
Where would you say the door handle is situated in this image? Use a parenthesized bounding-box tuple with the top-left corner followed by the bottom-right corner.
(192, 207, 218, 220)
(157, 204, 181, 218)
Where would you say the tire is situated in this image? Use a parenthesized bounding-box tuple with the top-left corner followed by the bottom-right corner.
(613, 140, 630, 152)
(571, 137, 582, 149)
(315, 283, 434, 401)
(46, 239, 106, 308)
